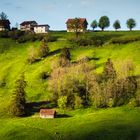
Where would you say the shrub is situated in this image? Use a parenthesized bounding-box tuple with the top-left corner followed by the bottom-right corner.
(61, 47, 71, 60)
(58, 48, 71, 67)
(103, 58, 116, 81)
(58, 96, 67, 109)
(45, 34, 57, 42)
(49, 60, 137, 109)
(8, 30, 25, 40)
(68, 36, 104, 47)
(27, 46, 39, 64)
(74, 95, 83, 109)
(109, 35, 140, 44)
(38, 40, 49, 58)
(0, 31, 9, 38)
(128, 98, 139, 107)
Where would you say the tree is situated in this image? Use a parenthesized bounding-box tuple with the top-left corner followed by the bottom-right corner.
(126, 18, 136, 31)
(10, 74, 27, 116)
(91, 20, 98, 31)
(57, 96, 67, 109)
(103, 58, 116, 81)
(98, 16, 110, 31)
(58, 47, 71, 67)
(113, 20, 121, 31)
(69, 18, 81, 38)
(61, 47, 71, 60)
(0, 12, 8, 20)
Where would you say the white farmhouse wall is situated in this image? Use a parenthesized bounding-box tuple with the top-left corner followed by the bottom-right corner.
(40, 114, 54, 118)
(34, 26, 49, 34)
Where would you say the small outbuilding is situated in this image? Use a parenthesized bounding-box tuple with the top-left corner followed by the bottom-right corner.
(40, 109, 56, 118)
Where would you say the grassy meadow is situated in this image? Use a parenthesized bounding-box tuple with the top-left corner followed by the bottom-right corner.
(0, 31, 140, 140)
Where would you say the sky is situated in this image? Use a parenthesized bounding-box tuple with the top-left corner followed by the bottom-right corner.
(0, 0, 140, 30)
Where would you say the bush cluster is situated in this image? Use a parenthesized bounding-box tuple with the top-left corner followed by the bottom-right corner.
(109, 35, 140, 44)
(68, 35, 116, 47)
(49, 59, 138, 109)
(0, 31, 58, 43)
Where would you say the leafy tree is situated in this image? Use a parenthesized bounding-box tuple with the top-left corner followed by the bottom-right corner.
(58, 47, 71, 67)
(98, 16, 110, 31)
(103, 58, 116, 80)
(58, 96, 67, 109)
(69, 18, 81, 38)
(10, 74, 27, 116)
(113, 20, 121, 31)
(61, 47, 71, 60)
(0, 12, 8, 20)
(91, 20, 98, 30)
(126, 18, 136, 31)
(74, 95, 83, 109)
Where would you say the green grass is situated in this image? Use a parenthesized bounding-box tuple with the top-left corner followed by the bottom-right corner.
(0, 31, 140, 140)
(0, 107, 140, 140)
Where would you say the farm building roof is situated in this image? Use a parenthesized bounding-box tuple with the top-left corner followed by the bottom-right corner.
(66, 18, 88, 25)
(40, 109, 56, 115)
(20, 21, 37, 26)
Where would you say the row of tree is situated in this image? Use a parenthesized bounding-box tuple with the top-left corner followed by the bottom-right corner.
(91, 16, 136, 31)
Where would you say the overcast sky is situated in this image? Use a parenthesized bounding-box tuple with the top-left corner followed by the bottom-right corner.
(0, 0, 140, 30)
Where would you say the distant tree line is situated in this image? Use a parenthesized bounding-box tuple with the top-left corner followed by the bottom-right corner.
(91, 16, 136, 31)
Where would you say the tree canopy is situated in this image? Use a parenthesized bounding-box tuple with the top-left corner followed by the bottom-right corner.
(0, 12, 8, 20)
(91, 20, 98, 30)
(98, 16, 110, 31)
(113, 20, 121, 31)
(126, 18, 136, 31)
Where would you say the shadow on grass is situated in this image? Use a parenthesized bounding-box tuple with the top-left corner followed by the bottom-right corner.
(26, 101, 56, 116)
(48, 48, 62, 56)
(56, 114, 71, 118)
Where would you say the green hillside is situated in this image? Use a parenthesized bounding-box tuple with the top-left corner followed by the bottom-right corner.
(0, 31, 140, 140)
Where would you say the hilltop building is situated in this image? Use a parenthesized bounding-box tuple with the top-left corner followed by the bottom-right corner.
(34, 24, 50, 33)
(0, 20, 10, 31)
(66, 18, 88, 32)
(20, 21, 37, 31)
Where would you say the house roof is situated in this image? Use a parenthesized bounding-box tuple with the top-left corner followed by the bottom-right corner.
(66, 18, 88, 25)
(0, 20, 10, 25)
(40, 109, 56, 115)
(34, 24, 50, 28)
(20, 21, 37, 26)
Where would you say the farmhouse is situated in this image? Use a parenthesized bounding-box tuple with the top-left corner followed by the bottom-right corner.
(0, 20, 10, 31)
(66, 18, 88, 32)
(20, 21, 37, 31)
(34, 24, 50, 34)
(40, 109, 56, 118)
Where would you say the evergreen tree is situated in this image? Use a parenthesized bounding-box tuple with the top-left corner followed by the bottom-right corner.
(0, 12, 8, 20)
(10, 74, 27, 116)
